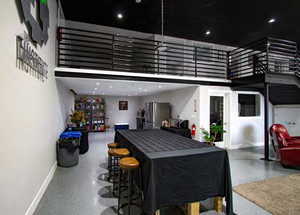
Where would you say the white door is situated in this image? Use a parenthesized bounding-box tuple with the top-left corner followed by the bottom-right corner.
(274, 106, 300, 136)
(209, 92, 230, 148)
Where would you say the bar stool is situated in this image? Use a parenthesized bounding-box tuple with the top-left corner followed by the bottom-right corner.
(110, 148, 130, 196)
(107, 142, 119, 182)
(108, 142, 118, 149)
(117, 157, 141, 215)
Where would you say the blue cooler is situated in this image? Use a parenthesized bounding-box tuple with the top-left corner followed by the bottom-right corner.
(114, 123, 129, 131)
(60, 131, 82, 139)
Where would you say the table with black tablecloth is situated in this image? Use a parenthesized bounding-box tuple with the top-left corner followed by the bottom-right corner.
(161, 126, 192, 138)
(115, 129, 234, 215)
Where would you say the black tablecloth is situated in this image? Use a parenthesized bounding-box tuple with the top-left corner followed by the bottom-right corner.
(115, 129, 233, 215)
(161, 126, 192, 138)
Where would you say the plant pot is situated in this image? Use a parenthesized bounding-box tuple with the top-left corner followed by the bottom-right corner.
(206, 142, 215, 146)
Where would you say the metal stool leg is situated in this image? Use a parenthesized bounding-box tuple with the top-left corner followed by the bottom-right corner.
(128, 170, 133, 215)
(107, 154, 112, 182)
(112, 156, 117, 196)
(117, 168, 123, 215)
(113, 157, 121, 197)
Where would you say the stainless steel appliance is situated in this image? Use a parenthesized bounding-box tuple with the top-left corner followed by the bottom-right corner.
(144, 102, 170, 129)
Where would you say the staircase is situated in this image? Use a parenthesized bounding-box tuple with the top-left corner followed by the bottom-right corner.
(228, 37, 300, 105)
(227, 37, 300, 160)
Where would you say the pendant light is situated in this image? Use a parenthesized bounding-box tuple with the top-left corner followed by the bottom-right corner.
(157, 0, 168, 52)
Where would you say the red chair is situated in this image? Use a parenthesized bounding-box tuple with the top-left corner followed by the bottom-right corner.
(270, 124, 300, 167)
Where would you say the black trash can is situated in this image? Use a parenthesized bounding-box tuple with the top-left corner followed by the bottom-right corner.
(57, 131, 81, 167)
(65, 128, 89, 154)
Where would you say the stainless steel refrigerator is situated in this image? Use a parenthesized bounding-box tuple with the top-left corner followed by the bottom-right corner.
(144, 102, 171, 129)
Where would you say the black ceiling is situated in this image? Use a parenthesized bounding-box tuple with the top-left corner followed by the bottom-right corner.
(60, 0, 300, 47)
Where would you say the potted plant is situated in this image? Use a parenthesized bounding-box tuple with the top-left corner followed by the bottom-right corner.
(200, 123, 226, 145)
(70, 110, 86, 128)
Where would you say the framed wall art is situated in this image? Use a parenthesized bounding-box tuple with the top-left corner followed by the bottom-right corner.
(119, 101, 128, 110)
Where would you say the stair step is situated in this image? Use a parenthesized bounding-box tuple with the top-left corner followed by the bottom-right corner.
(295, 72, 300, 78)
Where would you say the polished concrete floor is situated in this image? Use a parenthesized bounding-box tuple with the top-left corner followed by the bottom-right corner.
(34, 132, 299, 215)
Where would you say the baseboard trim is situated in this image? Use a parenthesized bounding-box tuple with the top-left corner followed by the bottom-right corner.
(25, 161, 57, 215)
(229, 142, 264, 150)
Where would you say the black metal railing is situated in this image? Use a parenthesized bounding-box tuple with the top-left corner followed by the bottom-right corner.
(57, 27, 300, 81)
(227, 37, 299, 79)
(57, 27, 228, 79)
(268, 38, 299, 74)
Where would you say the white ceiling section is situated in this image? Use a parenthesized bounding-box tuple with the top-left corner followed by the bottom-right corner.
(56, 77, 197, 96)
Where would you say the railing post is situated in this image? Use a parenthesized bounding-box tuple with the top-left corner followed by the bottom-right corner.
(266, 38, 270, 73)
(157, 41, 160, 74)
(253, 54, 258, 74)
(194, 47, 197, 77)
(56, 27, 62, 67)
(226, 51, 230, 79)
(264, 82, 270, 161)
(295, 44, 298, 73)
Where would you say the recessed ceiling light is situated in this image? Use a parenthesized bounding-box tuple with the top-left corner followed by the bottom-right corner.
(205, 30, 211, 36)
(109, 86, 113, 88)
(96, 82, 100, 86)
(117, 13, 123, 19)
(158, 85, 162, 89)
(94, 88, 98, 90)
(268, 18, 276, 23)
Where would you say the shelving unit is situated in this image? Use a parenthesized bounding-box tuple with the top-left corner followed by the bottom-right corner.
(75, 96, 106, 132)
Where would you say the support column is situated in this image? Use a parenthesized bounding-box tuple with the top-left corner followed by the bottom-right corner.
(214, 197, 223, 213)
(264, 83, 270, 160)
(187, 202, 200, 215)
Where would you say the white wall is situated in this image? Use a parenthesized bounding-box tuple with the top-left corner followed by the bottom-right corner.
(104, 96, 141, 129)
(141, 87, 201, 139)
(138, 85, 266, 149)
(273, 105, 300, 136)
(199, 86, 265, 149)
(230, 91, 265, 149)
(0, 1, 74, 215)
(56, 80, 75, 124)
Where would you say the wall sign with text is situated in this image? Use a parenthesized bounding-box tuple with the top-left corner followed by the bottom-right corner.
(16, 34, 48, 81)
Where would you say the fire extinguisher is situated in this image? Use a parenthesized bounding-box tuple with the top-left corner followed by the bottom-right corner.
(191, 124, 196, 137)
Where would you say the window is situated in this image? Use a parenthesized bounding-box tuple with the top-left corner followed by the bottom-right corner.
(210, 96, 224, 142)
(238, 94, 260, 117)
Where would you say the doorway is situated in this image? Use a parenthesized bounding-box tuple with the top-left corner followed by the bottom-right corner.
(209, 92, 230, 148)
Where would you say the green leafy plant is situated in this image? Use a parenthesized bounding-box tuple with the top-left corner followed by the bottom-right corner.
(70, 110, 86, 126)
(200, 123, 226, 143)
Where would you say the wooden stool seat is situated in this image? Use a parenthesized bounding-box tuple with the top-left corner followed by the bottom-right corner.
(111, 148, 130, 157)
(108, 142, 118, 148)
(119, 157, 139, 170)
